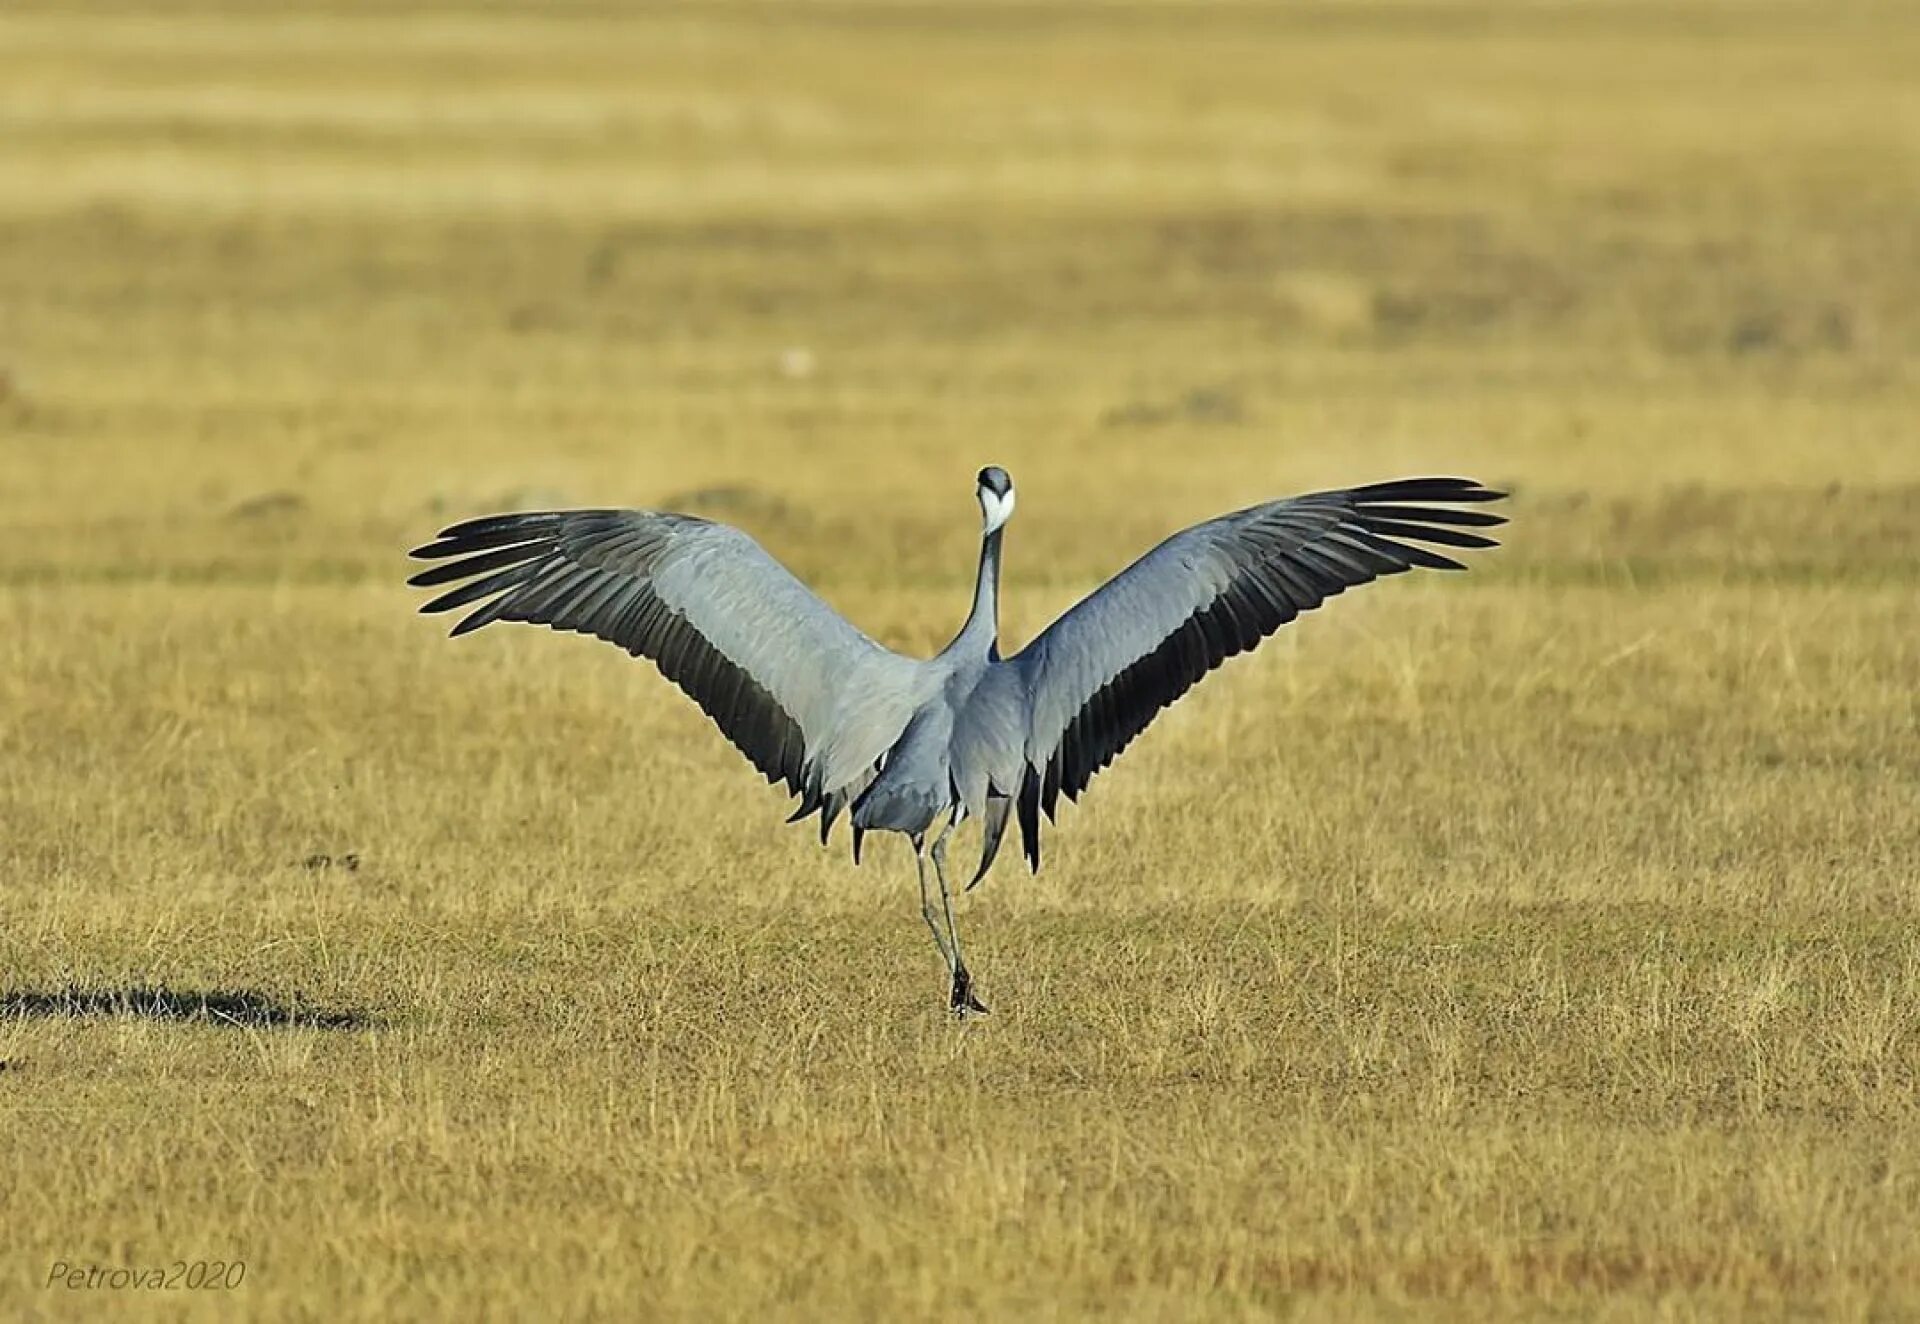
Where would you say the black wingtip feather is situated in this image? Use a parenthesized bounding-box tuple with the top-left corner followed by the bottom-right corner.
(1351, 477, 1504, 503)
(417, 564, 536, 616)
(1362, 503, 1508, 528)
(1360, 517, 1501, 550)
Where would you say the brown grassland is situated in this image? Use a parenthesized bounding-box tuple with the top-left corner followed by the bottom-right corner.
(3, 2, 1919, 1318)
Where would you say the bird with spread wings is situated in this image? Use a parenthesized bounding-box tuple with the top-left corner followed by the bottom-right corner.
(410, 468, 1505, 1014)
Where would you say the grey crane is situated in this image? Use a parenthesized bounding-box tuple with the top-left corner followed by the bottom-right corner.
(409, 469, 1505, 1014)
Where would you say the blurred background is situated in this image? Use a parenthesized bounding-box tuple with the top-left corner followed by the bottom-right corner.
(5, 2, 1916, 589)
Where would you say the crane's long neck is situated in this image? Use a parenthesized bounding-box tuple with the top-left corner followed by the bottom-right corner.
(950, 527, 1002, 656)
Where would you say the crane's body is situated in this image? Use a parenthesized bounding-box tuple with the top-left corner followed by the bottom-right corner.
(411, 467, 1505, 1014)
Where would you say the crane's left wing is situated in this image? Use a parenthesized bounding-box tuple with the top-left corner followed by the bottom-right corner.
(1008, 477, 1505, 870)
(409, 509, 919, 842)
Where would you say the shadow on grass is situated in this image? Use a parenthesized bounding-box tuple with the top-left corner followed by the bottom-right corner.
(1, 986, 371, 1031)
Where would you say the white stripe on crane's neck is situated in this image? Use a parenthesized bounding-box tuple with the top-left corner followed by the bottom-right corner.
(981, 486, 1016, 534)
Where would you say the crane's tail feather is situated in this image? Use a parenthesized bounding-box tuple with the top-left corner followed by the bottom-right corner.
(967, 796, 1013, 891)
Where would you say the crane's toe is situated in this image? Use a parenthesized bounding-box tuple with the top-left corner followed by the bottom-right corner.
(949, 966, 990, 1017)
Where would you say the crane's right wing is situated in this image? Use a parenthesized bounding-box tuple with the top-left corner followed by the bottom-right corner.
(1008, 477, 1505, 869)
(409, 509, 920, 840)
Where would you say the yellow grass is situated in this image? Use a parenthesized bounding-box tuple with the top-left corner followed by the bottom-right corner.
(3, 1, 1919, 1318)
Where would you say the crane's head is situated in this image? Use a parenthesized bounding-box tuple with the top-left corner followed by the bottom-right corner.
(977, 466, 1015, 535)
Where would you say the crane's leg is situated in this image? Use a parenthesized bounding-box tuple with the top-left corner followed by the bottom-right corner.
(914, 838, 954, 975)
(930, 819, 988, 1016)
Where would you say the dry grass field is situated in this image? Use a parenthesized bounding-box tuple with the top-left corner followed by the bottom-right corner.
(3, 2, 1919, 1318)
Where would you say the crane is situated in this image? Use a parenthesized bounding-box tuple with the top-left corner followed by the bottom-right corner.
(410, 468, 1505, 1014)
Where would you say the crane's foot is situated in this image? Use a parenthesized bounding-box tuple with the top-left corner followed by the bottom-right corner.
(949, 965, 989, 1017)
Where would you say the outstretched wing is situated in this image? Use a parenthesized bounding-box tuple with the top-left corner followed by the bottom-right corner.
(1008, 477, 1506, 869)
(408, 509, 921, 842)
